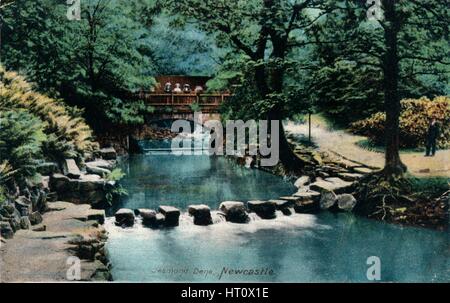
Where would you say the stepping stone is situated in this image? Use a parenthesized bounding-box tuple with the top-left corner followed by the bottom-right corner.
(63, 159, 81, 179)
(293, 190, 321, 202)
(219, 201, 249, 223)
(247, 200, 277, 219)
(294, 199, 320, 213)
(137, 209, 157, 226)
(115, 209, 135, 227)
(159, 206, 181, 227)
(188, 204, 213, 226)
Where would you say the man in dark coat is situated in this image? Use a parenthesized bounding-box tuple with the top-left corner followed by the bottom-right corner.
(425, 118, 440, 157)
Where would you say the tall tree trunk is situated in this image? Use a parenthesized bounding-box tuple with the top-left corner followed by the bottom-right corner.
(382, 0, 407, 178)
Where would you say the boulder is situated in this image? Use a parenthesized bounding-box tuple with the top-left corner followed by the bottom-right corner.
(100, 147, 117, 160)
(0, 221, 14, 239)
(63, 159, 82, 179)
(159, 206, 181, 227)
(85, 159, 115, 171)
(86, 163, 111, 177)
(188, 204, 213, 226)
(137, 209, 157, 227)
(293, 190, 321, 202)
(219, 201, 249, 224)
(3, 204, 15, 215)
(294, 176, 310, 188)
(320, 191, 338, 210)
(20, 216, 31, 229)
(49, 173, 70, 192)
(29, 211, 43, 225)
(294, 199, 320, 213)
(15, 196, 32, 216)
(310, 177, 353, 194)
(247, 200, 277, 219)
(115, 209, 135, 227)
(37, 162, 59, 175)
(337, 194, 357, 212)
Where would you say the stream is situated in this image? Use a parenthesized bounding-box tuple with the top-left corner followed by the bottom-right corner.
(105, 145, 449, 282)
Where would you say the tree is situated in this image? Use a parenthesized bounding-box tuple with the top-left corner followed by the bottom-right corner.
(1, 0, 159, 128)
(356, 0, 448, 178)
(169, 0, 337, 170)
(307, 0, 448, 179)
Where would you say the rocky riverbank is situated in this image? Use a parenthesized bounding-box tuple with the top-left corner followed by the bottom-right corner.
(0, 201, 110, 282)
(0, 147, 122, 281)
(231, 135, 448, 231)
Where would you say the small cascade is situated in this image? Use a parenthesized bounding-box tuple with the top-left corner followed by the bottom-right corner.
(178, 212, 194, 227)
(211, 211, 227, 224)
(248, 212, 262, 221)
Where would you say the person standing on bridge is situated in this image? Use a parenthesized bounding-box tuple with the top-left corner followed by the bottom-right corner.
(164, 82, 172, 93)
(173, 83, 182, 93)
(425, 117, 440, 157)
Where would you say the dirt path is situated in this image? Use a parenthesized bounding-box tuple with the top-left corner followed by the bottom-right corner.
(0, 202, 108, 282)
(285, 116, 450, 178)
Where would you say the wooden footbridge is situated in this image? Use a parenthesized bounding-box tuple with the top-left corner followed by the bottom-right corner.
(137, 92, 231, 113)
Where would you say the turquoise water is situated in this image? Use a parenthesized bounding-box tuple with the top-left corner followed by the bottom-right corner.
(106, 154, 449, 282)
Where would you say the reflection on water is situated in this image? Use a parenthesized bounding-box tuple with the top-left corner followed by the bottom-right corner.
(106, 154, 450, 282)
(108, 154, 296, 214)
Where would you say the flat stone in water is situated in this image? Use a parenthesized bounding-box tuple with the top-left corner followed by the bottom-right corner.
(247, 200, 276, 219)
(159, 206, 180, 227)
(188, 204, 213, 226)
(115, 209, 135, 227)
(219, 201, 249, 224)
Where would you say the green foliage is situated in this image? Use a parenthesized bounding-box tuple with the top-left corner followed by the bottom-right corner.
(0, 66, 98, 156)
(351, 97, 450, 148)
(313, 61, 384, 126)
(105, 168, 126, 182)
(105, 168, 127, 205)
(0, 110, 46, 181)
(1, 0, 157, 128)
(408, 176, 450, 197)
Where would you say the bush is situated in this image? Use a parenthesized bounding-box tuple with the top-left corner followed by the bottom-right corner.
(0, 66, 98, 156)
(350, 96, 450, 148)
(0, 110, 46, 181)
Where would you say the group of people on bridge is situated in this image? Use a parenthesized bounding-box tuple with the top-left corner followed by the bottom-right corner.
(164, 82, 204, 94)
